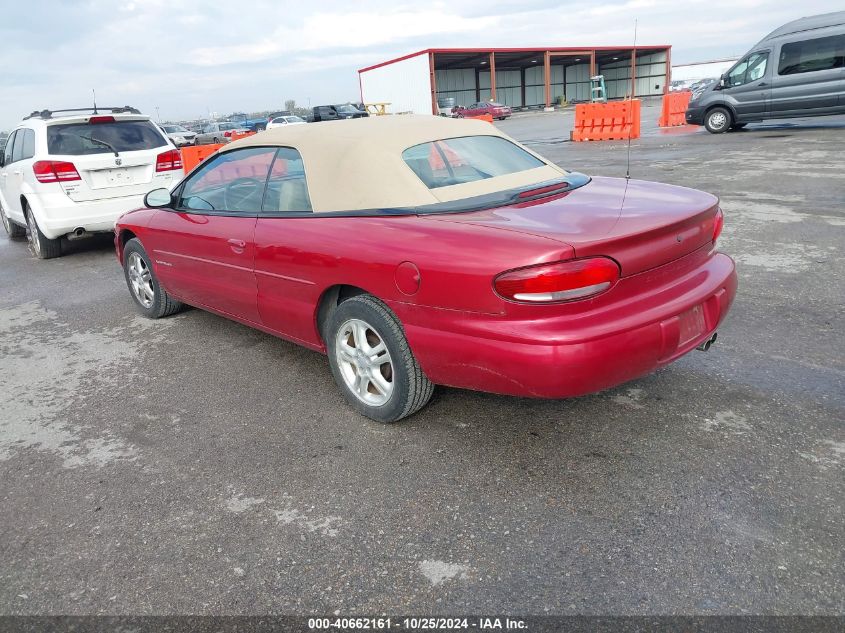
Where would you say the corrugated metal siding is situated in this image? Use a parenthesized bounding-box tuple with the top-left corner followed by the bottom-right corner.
(599, 51, 667, 98)
(360, 53, 432, 115)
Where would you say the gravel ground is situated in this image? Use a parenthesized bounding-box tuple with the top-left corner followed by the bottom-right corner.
(0, 104, 842, 616)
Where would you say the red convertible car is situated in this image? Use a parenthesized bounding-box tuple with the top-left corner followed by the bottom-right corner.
(455, 102, 513, 120)
(115, 116, 736, 422)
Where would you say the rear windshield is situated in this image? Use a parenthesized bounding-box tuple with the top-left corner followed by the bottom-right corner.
(47, 120, 166, 155)
(402, 136, 545, 189)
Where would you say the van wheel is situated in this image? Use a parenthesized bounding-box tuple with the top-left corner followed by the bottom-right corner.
(25, 205, 62, 259)
(704, 107, 732, 134)
(326, 294, 434, 423)
(1, 205, 26, 240)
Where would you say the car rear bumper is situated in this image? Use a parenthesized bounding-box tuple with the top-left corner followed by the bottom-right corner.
(29, 192, 148, 239)
(393, 248, 737, 398)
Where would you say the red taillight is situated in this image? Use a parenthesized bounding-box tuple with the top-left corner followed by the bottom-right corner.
(88, 115, 116, 124)
(712, 207, 724, 243)
(33, 160, 80, 183)
(155, 149, 183, 172)
(223, 131, 232, 137)
(494, 257, 620, 303)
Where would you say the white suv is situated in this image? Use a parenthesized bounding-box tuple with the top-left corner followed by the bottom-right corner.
(0, 107, 183, 259)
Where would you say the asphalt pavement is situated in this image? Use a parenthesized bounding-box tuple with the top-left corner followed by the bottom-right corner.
(0, 106, 843, 616)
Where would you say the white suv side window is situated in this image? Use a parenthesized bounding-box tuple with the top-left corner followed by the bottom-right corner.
(3, 131, 16, 165)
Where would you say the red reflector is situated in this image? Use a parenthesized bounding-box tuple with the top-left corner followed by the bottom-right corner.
(89, 116, 116, 124)
(155, 149, 183, 172)
(712, 207, 724, 243)
(33, 160, 81, 183)
(494, 257, 620, 303)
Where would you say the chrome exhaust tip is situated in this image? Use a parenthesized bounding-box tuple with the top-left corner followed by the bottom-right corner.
(696, 332, 718, 352)
(67, 227, 90, 240)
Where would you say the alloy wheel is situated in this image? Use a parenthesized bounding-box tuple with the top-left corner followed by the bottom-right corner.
(709, 111, 728, 131)
(334, 318, 394, 406)
(127, 252, 155, 308)
(26, 213, 41, 255)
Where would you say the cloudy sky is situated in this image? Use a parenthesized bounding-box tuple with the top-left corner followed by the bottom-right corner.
(1, 0, 841, 128)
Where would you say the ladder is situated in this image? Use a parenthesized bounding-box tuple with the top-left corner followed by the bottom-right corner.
(590, 75, 607, 103)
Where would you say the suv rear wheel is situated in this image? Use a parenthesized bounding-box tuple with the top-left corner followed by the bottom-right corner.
(1, 205, 26, 240)
(25, 205, 62, 259)
(704, 107, 732, 134)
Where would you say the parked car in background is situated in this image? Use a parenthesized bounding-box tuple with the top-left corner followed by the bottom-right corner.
(686, 10, 845, 133)
(114, 115, 735, 423)
(161, 124, 197, 147)
(0, 106, 182, 259)
(309, 105, 368, 122)
(454, 102, 513, 120)
(226, 113, 269, 131)
(266, 115, 307, 129)
(195, 122, 250, 145)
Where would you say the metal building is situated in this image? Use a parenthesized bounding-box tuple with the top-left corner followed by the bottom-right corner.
(359, 46, 672, 115)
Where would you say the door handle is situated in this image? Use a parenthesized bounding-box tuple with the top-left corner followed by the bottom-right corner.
(227, 238, 246, 253)
(757, 82, 768, 86)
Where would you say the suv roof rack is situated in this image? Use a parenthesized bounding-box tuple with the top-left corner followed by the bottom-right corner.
(23, 106, 142, 120)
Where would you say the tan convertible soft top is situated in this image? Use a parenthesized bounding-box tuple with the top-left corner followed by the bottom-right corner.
(223, 115, 568, 212)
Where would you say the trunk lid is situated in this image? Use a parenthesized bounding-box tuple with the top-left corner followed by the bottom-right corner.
(427, 176, 720, 276)
(45, 116, 173, 202)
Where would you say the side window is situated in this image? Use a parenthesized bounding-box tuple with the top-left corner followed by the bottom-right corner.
(779, 35, 845, 75)
(11, 130, 26, 162)
(3, 131, 17, 165)
(177, 147, 277, 214)
(20, 129, 35, 160)
(727, 52, 768, 87)
(262, 147, 313, 213)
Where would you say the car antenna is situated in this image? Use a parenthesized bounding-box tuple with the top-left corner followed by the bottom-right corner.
(92, 89, 98, 115)
(625, 18, 638, 181)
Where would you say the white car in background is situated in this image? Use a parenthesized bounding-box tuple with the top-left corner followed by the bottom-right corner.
(160, 124, 197, 147)
(266, 115, 307, 129)
(0, 107, 184, 259)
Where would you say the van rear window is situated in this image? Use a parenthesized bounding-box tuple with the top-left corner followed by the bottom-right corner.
(47, 120, 167, 155)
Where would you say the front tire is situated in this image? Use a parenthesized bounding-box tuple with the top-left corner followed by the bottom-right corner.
(1, 205, 26, 240)
(326, 294, 434, 423)
(25, 206, 62, 259)
(704, 107, 732, 134)
(123, 238, 183, 318)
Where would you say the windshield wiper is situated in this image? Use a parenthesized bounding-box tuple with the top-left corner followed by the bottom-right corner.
(80, 135, 119, 157)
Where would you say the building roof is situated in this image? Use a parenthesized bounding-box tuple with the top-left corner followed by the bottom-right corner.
(225, 115, 567, 212)
(359, 46, 671, 74)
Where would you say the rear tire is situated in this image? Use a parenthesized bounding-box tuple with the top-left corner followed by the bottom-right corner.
(1, 205, 26, 240)
(25, 205, 62, 259)
(326, 294, 434, 423)
(704, 107, 732, 134)
(123, 238, 183, 318)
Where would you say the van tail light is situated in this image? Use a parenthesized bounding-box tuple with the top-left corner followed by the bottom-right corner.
(494, 257, 620, 303)
(155, 149, 183, 172)
(33, 160, 81, 183)
(712, 207, 724, 243)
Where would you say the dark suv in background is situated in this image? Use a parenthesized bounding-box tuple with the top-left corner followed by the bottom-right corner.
(309, 104, 368, 122)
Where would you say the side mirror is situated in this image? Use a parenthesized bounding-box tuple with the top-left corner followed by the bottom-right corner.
(144, 187, 173, 208)
(719, 75, 726, 88)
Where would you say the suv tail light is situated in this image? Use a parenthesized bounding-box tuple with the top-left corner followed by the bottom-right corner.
(155, 149, 183, 172)
(33, 160, 81, 183)
(494, 257, 620, 303)
(712, 207, 724, 243)
(88, 115, 116, 124)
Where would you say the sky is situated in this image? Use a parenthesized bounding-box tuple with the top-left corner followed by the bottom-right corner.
(1, 0, 842, 128)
